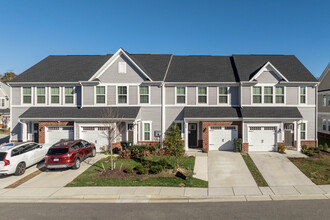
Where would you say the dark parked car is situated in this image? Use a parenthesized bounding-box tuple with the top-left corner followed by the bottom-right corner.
(45, 139, 96, 170)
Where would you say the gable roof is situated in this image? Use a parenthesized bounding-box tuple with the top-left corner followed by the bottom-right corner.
(232, 55, 317, 82)
(318, 62, 330, 92)
(165, 55, 237, 82)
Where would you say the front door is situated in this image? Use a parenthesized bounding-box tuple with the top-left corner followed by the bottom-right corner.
(284, 124, 294, 147)
(128, 124, 134, 143)
(188, 123, 197, 148)
(33, 123, 39, 143)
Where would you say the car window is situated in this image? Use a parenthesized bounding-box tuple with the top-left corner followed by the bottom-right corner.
(70, 144, 80, 151)
(78, 142, 84, 149)
(81, 141, 90, 147)
(11, 145, 27, 157)
(47, 148, 69, 155)
(0, 152, 7, 161)
(27, 143, 40, 151)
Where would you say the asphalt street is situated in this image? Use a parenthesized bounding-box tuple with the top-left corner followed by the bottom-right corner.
(1, 200, 329, 220)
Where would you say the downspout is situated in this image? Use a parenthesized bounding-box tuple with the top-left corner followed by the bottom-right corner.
(79, 82, 83, 108)
(315, 83, 318, 147)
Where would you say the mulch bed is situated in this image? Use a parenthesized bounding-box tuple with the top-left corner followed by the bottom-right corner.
(97, 168, 176, 180)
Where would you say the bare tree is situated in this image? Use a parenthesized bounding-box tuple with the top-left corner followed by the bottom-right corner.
(101, 107, 125, 170)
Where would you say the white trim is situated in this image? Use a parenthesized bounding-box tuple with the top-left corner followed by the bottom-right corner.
(21, 86, 33, 105)
(249, 61, 289, 82)
(118, 62, 127, 74)
(35, 86, 47, 105)
(138, 84, 150, 105)
(63, 86, 77, 105)
(250, 84, 287, 105)
(196, 86, 208, 105)
(116, 85, 129, 105)
(142, 121, 152, 141)
(94, 85, 107, 105)
(175, 86, 187, 105)
(49, 86, 62, 105)
(217, 86, 230, 105)
(322, 94, 327, 106)
(298, 86, 307, 105)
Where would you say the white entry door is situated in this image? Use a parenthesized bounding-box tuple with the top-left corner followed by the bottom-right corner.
(248, 126, 277, 151)
(80, 127, 109, 152)
(209, 126, 238, 151)
(46, 126, 74, 144)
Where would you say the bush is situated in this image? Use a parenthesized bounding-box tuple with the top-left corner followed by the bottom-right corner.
(142, 160, 153, 169)
(324, 143, 329, 151)
(150, 165, 163, 174)
(318, 145, 324, 150)
(278, 144, 286, 153)
(134, 164, 148, 174)
(124, 167, 133, 174)
(304, 149, 316, 157)
(301, 145, 308, 152)
(120, 149, 131, 159)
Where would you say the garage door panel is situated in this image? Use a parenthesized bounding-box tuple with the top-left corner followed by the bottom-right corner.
(80, 127, 109, 152)
(209, 126, 238, 151)
(46, 126, 74, 144)
(248, 126, 277, 152)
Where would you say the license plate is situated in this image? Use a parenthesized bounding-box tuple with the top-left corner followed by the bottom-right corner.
(53, 158, 59, 162)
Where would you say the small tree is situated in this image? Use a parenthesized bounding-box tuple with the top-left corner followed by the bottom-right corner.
(163, 123, 185, 170)
(1, 72, 17, 82)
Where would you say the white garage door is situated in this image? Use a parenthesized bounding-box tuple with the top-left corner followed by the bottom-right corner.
(80, 127, 109, 152)
(46, 126, 74, 144)
(209, 126, 238, 151)
(248, 126, 277, 151)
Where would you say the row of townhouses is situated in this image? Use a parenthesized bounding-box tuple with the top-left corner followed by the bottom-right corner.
(318, 63, 330, 139)
(8, 48, 319, 152)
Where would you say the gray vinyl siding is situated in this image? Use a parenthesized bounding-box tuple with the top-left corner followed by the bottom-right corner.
(83, 85, 94, 105)
(107, 86, 116, 105)
(307, 86, 315, 105)
(255, 71, 281, 83)
(230, 86, 239, 106)
(209, 86, 217, 105)
(150, 85, 161, 105)
(139, 107, 161, 141)
(10, 107, 30, 141)
(299, 107, 316, 140)
(242, 86, 251, 105)
(165, 107, 184, 130)
(318, 113, 330, 135)
(286, 86, 298, 105)
(187, 87, 196, 105)
(129, 85, 138, 105)
(318, 91, 330, 113)
(165, 86, 175, 105)
(98, 55, 146, 83)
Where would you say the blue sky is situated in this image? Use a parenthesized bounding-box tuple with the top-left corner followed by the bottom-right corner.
(0, 0, 329, 77)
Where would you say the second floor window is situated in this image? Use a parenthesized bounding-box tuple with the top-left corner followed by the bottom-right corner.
(96, 86, 106, 104)
(328, 95, 330, 106)
(300, 123, 306, 140)
(198, 87, 207, 104)
(219, 87, 228, 104)
(176, 87, 185, 104)
(323, 119, 326, 131)
(264, 87, 273, 103)
(51, 87, 60, 104)
(23, 87, 32, 104)
(118, 86, 127, 104)
(275, 86, 284, 103)
(322, 95, 327, 106)
(253, 86, 262, 103)
(65, 87, 74, 104)
(118, 62, 126, 74)
(300, 86, 306, 104)
(37, 87, 46, 104)
(140, 86, 149, 104)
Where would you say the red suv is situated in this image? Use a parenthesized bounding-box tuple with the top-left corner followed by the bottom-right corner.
(45, 139, 96, 170)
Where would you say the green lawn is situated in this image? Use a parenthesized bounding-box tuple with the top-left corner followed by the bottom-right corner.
(290, 152, 330, 185)
(67, 156, 208, 188)
(241, 153, 268, 187)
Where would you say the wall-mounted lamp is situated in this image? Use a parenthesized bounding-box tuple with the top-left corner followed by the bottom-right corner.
(203, 128, 207, 132)
(278, 128, 281, 133)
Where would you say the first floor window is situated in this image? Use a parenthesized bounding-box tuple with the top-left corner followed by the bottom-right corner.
(140, 86, 149, 104)
(96, 86, 106, 104)
(264, 86, 273, 103)
(300, 86, 306, 104)
(253, 86, 262, 103)
(176, 87, 185, 104)
(198, 87, 207, 104)
(144, 123, 151, 141)
(51, 87, 60, 104)
(219, 87, 228, 104)
(65, 87, 74, 104)
(323, 95, 327, 106)
(118, 86, 127, 104)
(300, 123, 306, 140)
(323, 119, 327, 131)
(37, 87, 46, 104)
(275, 86, 284, 103)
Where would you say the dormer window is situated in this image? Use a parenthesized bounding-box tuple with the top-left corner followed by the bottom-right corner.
(118, 62, 127, 74)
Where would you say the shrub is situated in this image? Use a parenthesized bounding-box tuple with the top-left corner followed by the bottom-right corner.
(278, 144, 286, 153)
(142, 160, 153, 169)
(318, 145, 324, 150)
(158, 158, 174, 169)
(150, 165, 163, 174)
(124, 167, 133, 174)
(304, 149, 316, 157)
(324, 143, 329, 151)
(134, 164, 148, 174)
(120, 149, 131, 159)
(301, 145, 308, 152)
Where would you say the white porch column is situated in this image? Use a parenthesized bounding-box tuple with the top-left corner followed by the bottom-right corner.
(184, 120, 188, 151)
(133, 121, 138, 145)
(297, 120, 301, 151)
(21, 122, 28, 142)
(293, 121, 297, 148)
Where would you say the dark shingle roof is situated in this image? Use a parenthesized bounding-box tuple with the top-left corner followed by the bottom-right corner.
(19, 107, 140, 119)
(10, 55, 112, 82)
(232, 55, 317, 82)
(318, 63, 330, 92)
(184, 107, 242, 118)
(165, 56, 237, 82)
(241, 107, 302, 119)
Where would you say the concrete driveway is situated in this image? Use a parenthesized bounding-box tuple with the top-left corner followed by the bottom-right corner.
(249, 152, 314, 186)
(208, 151, 257, 187)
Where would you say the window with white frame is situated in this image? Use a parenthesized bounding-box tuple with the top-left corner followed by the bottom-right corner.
(118, 62, 126, 74)
(219, 87, 228, 104)
(300, 86, 306, 104)
(96, 86, 106, 104)
(37, 87, 46, 104)
(50, 87, 60, 104)
(323, 119, 327, 131)
(143, 122, 151, 141)
(264, 86, 273, 103)
(1, 98, 4, 107)
(176, 87, 185, 104)
(275, 86, 284, 103)
(118, 86, 127, 104)
(140, 86, 149, 104)
(23, 87, 32, 104)
(300, 122, 306, 140)
(65, 87, 74, 104)
(253, 86, 262, 103)
(328, 95, 330, 106)
(322, 95, 327, 106)
(198, 87, 207, 104)
(171, 121, 183, 132)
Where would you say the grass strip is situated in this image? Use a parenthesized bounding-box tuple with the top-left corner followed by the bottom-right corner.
(241, 153, 268, 187)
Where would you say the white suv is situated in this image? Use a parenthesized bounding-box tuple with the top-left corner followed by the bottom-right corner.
(0, 142, 48, 176)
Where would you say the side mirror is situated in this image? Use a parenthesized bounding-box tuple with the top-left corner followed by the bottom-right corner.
(38, 145, 43, 149)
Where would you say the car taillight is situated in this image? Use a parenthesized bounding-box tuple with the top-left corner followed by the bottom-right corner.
(3, 153, 10, 166)
(64, 152, 73, 157)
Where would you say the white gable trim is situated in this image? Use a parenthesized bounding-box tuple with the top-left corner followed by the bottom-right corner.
(89, 48, 152, 81)
(249, 61, 289, 82)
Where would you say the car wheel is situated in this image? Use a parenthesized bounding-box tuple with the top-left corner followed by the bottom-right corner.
(72, 158, 80, 170)
(91, 148, 96, 157)
(15, 162, 26, 176)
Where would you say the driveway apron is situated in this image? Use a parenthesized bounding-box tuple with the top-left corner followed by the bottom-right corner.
(208, 151, 257, 187)
(249, 152, 315, 186)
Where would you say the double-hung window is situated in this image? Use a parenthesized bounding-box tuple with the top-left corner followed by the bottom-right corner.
(275, 86, 284, 104)
(176, 87, 185, 104)
(23, 87, 32, 104)
(322, 95, 327, 106)
(140, 86, 149, 104)
(253, 86, 262, 103)
(328, 95, 330, 106)
(1, 98, 4, 107)
(51, 87, 60, 104)
(37, 87, 46, 104)
(264, 86, 273, 103)
(322, 119, 327, 131)
(300, 86, 306, 104)
(300, 123, 306, 140)
(219, 87, 228, 104)
(65, 87, 74, 104)
(198, 87, 207, 104)
(96, 86, 106, 104)
(118, 86, 127, 104)
(143, 122, 151, 141)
